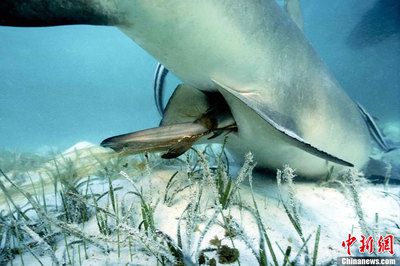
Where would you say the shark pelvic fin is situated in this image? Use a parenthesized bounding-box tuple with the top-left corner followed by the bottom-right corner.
(212, 78, 354, 167)
(161, 84, 210, 126)
(284, 0, 304, 31)
(101, 83, 237, 158)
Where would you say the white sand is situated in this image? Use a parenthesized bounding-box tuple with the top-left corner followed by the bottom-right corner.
(2, 141, 399, 265)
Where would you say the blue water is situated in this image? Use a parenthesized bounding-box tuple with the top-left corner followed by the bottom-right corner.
(0, 26, 179, 152)
(0, 0, 399, 152)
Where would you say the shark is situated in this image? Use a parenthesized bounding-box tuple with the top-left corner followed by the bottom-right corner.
(0, 0, 388, 177)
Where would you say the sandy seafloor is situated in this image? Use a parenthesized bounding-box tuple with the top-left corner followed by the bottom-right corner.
(0, 121, 399, 266)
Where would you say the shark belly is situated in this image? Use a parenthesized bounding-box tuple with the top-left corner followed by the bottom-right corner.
(221, 89, 369, 177)
(0, 0, 377, 177)
(115, 0, 370, 176)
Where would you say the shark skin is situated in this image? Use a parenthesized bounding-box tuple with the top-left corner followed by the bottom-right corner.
(0, 0, 371, 177)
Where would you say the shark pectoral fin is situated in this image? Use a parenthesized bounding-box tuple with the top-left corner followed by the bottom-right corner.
(100, 123, 209, 157)
(212, 79, 354, 167)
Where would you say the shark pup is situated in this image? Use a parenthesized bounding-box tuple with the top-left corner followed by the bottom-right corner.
(1, 0, 383, 177)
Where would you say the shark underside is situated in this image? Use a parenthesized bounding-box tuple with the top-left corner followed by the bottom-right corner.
(1, 0, 390, 178)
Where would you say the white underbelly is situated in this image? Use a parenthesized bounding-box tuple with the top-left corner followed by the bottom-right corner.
(118, 1, 284, 90)
(116, 0, 371, 177)
(223, 94, 331, 177)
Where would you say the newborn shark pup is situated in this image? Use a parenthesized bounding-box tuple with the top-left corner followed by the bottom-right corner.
(1, 0, 382, 177)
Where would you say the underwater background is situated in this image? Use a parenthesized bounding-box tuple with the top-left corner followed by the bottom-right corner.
(0, 0, 399, 153)
(0, 1, 399, 265)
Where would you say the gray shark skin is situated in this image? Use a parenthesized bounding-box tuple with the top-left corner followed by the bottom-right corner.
(0, 0, 372, 178)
